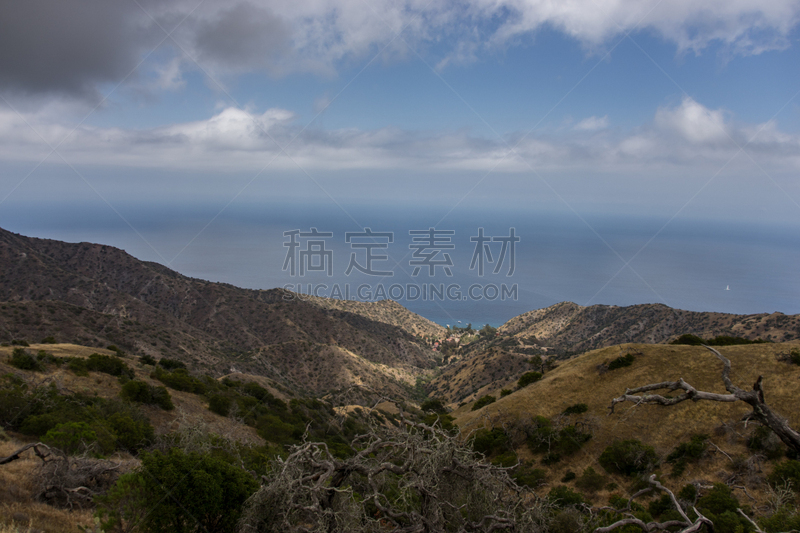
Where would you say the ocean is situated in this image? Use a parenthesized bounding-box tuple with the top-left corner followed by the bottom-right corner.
(2, 200, 798, 327)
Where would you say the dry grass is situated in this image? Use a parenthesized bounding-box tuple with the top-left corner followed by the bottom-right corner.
(0, 439, 96, 533)
(454, 342, 800, 505)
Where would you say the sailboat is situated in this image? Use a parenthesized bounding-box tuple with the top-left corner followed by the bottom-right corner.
(725, 285, 730, 291)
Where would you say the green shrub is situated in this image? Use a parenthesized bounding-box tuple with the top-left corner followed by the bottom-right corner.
(562, 403, 589, 415)
(526, 417, 591, 460)
(86, 353, 135, 379)
(157, 358, 186, 370)
(11, 339, 29, 346)
(9, 348, 42, 371)
(547, 486, 586, 508)
(759, 506, 800, 532)
(514, 467, 547, 488)
(769, 460, 800, 489)
(140, 354, 157, 366)
(575, 467, 606, 493)
(42, 421, 99, 455)
(748, 426, 785, 460)
(152, 367, 206, 394)
(97, 448, 258, 533)
(599, 439, 659, 476)
(471, 395, 496, 411)
(500, 389, 512, 397)
(423, 413, 455, 431)
(67, 357, 89, 376)
(120, 380, 174, 410)
(107, 412, 154, 453)
(561, 471, 576, 482)
(667, 434, 708, 477)
(420, 398, 447, 413)
(607, 353, 635, 370)
(209, 394, 233, 417)
(697, 483, 740, 515)
(517, 371, 542, 388)
(790, 349, 800, 366)
(41, 336, 57, 344)
(670, 334, 705, 345)
(472, 427, 508, 456)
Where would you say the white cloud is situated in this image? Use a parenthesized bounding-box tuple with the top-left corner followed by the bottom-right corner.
(574, 115, 609, 131)
(4, 0, 799, 100)
(654, 97, 729, 143)
(0, 98, 798, 175)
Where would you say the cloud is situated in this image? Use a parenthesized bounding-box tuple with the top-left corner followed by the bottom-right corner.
(0, 98, 797, 175)
(0, 0, 163, 99)
(2, 0, 798, 100)
(574, 115, 609, 131)
(654, 97, 729, 143)
(192, 3, 291, 73)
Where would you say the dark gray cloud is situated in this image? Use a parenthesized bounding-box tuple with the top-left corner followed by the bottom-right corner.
(193, 3, 290, 72)
(0, 0, 161, 98)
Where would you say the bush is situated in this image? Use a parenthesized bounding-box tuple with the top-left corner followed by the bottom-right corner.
(562, 403, 589, 415)
(748, 426, 785, 460)
(42, 421, 99, 455)
(599, 439, 659, 476)
(9, 348, 42, 371)
(97, 448, 258, 533)
(41, 336, 57, 344)
(11, 339, 29, 346)
(471, 395, 496, 411)
(500, 389, 512, 397)
(667, 434, 708, 476)
(107, 412, 154, 453)
(671, 334, 705, 345)
(140, 354, 157, 366)
(575, 466, 606, 493)
(209, 394, 233, 417)
(120, 380, 174, 410)
(86, 353, 135, 379)
(790, 349, 800, 366)
(514, 467, 547, 488)
(769, 460, 800, 489)
(527, 417, 591, 460)
(152, 367, 206, 394)
(547, 486, 586, 508)
(517, 371, 543, 388)
(607, 353, 635, 370)
(158, 358, 187, 370)
(420, 398, 447, 413)
(472, 428, 509, 456)
(67, 357, 89, 376)
(561, 471, 576, 482)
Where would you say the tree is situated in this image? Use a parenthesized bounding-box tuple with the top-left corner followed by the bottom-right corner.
(238, 418, 551, 533)
(98, 448, 258, 533)
(609, 346, 800, 455)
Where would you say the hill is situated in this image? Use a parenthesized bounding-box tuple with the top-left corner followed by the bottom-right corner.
(0, 227, 442, 398)
(500, 301, 800, 353)
(450, 341, 800, 512)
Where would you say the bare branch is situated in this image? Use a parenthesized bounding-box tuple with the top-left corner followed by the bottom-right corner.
(0, 442, 53, 465)
(608, 346, 800, 454)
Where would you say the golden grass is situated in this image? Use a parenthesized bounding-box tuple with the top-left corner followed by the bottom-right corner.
(0, 439, 96, 533)
(454, 342, 800, 503)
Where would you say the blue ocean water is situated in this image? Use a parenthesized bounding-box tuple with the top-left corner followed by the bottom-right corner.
(2, 200, 798, 328)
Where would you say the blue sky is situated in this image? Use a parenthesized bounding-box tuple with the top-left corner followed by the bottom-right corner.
(1, 0, 800, 318)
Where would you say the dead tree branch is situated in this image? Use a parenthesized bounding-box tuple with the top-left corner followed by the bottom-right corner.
(609, 346, 800, 454)
(0, 442, 53, 465)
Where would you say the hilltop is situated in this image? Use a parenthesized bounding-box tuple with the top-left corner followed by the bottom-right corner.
(0, 227, 441, 398)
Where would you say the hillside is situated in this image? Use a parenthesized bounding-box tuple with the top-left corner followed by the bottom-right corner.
(451, 341, 800, 511)
(0, 227, 441, 397)
(500, 301, 800, 353)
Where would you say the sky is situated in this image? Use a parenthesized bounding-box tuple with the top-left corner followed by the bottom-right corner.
(1, 0, 800, 322)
